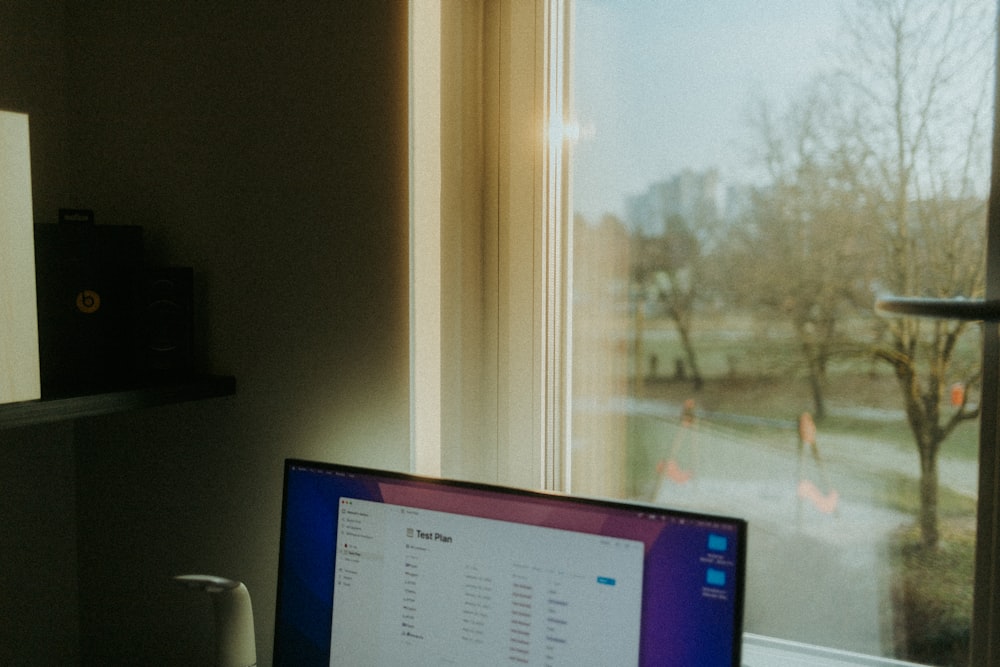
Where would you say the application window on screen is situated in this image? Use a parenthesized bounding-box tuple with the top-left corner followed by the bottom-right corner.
(330, 498, 645, 667)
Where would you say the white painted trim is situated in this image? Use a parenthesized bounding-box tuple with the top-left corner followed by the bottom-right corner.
(742, 633, 925, 667)
(409, 0, 443, 476)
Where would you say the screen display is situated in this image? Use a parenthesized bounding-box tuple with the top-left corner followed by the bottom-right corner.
(273, 459, 746, 666)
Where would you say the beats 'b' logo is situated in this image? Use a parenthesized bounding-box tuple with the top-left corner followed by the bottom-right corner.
(75, 289, 101, 314)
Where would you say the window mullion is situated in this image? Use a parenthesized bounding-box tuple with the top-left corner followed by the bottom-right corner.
(541, 0, 571, 492)
(971, 14, 1000, 662)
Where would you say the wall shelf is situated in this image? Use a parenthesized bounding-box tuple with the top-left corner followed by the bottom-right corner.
(0, 375, 236, 430)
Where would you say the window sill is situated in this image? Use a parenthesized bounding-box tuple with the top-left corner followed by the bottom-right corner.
(743, 633, 923, 666)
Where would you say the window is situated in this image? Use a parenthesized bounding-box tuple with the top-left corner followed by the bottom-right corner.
(411, 1, 1000, 664)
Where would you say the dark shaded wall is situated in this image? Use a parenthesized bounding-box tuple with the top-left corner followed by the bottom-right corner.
(1, 2, 410, 664)
(0, 2, 79, 665)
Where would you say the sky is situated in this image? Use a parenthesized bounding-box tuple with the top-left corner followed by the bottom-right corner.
(570, 1, 845, 222)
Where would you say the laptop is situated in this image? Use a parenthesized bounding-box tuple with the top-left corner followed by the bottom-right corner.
(272, 459, 747, 666)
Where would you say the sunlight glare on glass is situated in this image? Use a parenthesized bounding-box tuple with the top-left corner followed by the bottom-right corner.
(547, 117, 596, 150)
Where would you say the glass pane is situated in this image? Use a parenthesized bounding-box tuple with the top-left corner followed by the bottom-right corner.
(568, 1, 994, 663)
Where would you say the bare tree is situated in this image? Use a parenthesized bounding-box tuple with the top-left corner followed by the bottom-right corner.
(731, 0, 989, 547)
(633, 212, 705, 390)
(839, 0, 992, 548)
(729, 83, 878, 419)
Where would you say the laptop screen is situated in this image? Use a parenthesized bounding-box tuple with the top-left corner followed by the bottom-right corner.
(272, 459, 746, 666)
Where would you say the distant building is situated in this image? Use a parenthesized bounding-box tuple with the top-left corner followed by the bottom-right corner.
(723, 182, 753, 223)
(625, 169, 724, 237)
(623, 169, 755, 239)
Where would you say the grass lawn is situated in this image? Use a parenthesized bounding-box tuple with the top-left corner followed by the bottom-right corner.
(623, 315, 980, 665)
(635, 315, 981, 461)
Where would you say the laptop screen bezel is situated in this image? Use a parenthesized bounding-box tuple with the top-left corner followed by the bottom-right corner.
(272, 458, 746, 666)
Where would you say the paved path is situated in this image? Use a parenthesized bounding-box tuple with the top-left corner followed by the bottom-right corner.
(621, 398, 978, 658)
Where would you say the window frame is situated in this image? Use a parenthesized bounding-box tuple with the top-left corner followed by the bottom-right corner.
(970, 10, 1000, 661)
(410, 0, 570, 490)
(410, 1, 1000, 663)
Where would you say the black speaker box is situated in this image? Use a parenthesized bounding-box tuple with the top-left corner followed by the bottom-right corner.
(33, 223, 144, 397)
(132, 267, 194, 380)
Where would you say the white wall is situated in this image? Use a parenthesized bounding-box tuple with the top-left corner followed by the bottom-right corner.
(1, 2, 410, 664)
